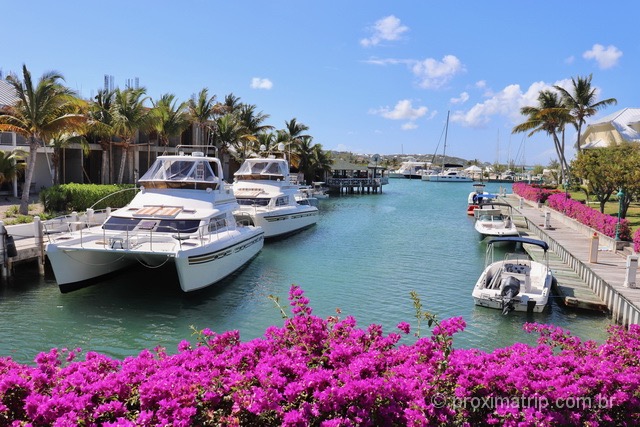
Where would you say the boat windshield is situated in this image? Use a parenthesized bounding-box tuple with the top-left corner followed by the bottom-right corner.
(139, 158, 218, 183)
(234, 159, 288, 179)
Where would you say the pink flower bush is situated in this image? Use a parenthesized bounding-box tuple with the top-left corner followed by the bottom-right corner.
(512, 182, 560, 204)
(0, 285, 639, 426)
(546, 193, 631, 241)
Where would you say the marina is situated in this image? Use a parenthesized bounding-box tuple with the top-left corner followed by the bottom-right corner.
(0, 180, 620, 365)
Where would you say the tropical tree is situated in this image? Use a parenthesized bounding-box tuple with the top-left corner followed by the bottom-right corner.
(47, 131, 89, 185)
(554, 74, 617, 154)
(110, 87, 151, 184)
(151, 93, 190, 153)
(0, 150, 26, 189)
(87, 89, 115, 184)
(512, 90, 573, 183)
(187, 88, 219, 146)
(0, 65, 85, 214)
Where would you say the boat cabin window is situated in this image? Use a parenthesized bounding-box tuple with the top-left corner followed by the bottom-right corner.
(276, 196, 289, 206)
(237, 198, 270, 206)
(155, 219, 200, 233)
(139, 159, 217, 182)
(209, 214, 228, 232)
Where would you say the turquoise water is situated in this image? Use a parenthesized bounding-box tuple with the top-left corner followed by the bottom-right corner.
(0, 179, 613, 364)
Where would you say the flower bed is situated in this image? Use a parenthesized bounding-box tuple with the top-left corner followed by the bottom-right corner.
(512, 182, 560, 203)
(546, 193, 631, 241)
(0, 285, 638, 426)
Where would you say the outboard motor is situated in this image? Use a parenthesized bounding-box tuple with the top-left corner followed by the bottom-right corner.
(500, 276, 520, 315)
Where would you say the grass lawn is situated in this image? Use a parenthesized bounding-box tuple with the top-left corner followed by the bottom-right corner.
(566, 188, 640, 235)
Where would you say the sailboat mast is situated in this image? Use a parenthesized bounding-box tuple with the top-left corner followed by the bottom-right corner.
(442, 110, 450, 169)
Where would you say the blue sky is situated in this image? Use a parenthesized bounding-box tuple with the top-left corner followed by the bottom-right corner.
(2, 1, 636, 166)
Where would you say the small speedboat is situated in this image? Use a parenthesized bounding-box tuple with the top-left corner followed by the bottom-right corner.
(472, 236, 552, 314)
(46, 150, 264, 293)
(232, 157, 319, 239)
(467, 183, 497, 215)
(473, 202, 519, 237)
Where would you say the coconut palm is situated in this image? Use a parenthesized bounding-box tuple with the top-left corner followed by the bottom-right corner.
(0, 150, 26, 189)
(554, 74, 617, 154)
(110, 87, 152, 184)
(151, 93, 190, 153)
(187, 88, 219, 146)
(87, 89, 116, 184)
(512, 90, 573, 182)
(0, 65, 85, 214)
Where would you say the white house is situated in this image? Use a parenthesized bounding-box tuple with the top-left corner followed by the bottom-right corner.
(580, 108, 640, 149)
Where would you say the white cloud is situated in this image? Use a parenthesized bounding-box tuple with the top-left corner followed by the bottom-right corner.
(450, 92, 469, 105)
(402, 122, 418, 130)
(250, 77, 273, 90)
(451, 80, 567, 128)
(564, 55, 575, 65)
(370, 99, 428, 121)
(583, 44, 622, 69)
(411, 55, 465, 89)
(360, 15, 409, 47)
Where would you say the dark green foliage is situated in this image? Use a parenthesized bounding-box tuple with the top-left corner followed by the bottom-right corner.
(40, 183, 137, 213)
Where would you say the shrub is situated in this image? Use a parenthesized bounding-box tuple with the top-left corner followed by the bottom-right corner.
(512, 182, 560, 204)
(40, 183, 136, 212)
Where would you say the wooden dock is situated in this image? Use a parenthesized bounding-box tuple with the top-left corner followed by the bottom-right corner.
(503, 195, 640, 325)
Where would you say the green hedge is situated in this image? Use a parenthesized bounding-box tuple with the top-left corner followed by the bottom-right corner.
(40, 183, 137, 213)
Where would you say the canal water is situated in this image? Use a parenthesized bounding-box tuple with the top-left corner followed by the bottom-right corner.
(0, 179, 612, 364)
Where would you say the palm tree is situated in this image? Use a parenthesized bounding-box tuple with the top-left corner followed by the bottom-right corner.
(554, 74, 617, 154)
(110, 87, 151, 184)
(0, 150, 26, 189)
(47, 131, 89, 185)
(187, 88, 218, 146)
(512, 90, 573, 182)
(87, 89, 116, 184)
(282, 118, 310, 166)
(151, 93, 190, 153)
(0, 65, 85, 214)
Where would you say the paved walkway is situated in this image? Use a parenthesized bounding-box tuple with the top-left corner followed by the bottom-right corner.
(502, 194, 640, 325)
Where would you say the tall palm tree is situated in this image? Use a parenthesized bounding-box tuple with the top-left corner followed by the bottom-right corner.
(0, 65, 85, 214)
(512, 90, 573, 182)
(110, 87, 151, 184)
(554, 74, 617, 154)
(87, 89, 116, 184)
(282, 118, 310, 166)
(187, 88, 218, 146)
(151, 93, 190, 153)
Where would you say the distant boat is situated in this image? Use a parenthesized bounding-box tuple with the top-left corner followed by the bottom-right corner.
(428, 111, 473, 182)
(467, 183, 497, 215)
(473, 202, 519, 238)
(388, 158, 429, 179)
(472, 237, 552, 314)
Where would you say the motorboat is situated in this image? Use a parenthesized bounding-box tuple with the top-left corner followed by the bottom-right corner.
(473, 202, 519, 237)
(299, 181, 329, 200)
(467, 183, 497, 215)
(428, 166, 473, 182)
(46, 151, 264, 293)
(232, 157, 319, 238)
(472, 236, 552, 314)
(388, 158, 428, 179)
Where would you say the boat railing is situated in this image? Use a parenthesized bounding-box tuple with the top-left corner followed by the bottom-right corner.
(43, 209, 109, 241)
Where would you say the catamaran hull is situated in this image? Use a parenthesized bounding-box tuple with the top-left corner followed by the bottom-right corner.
(46, 230, 264, 293)
(238, 207, 318, 238)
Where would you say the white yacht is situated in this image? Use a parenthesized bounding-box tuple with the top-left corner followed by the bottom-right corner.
(472, 237, 552, 314)
(232, 157, 319, 238)
(46, 151, 264, 293)
(388, 159, 428, 179)
(473, 203, 519, 238)
(428, 167, 473, 182)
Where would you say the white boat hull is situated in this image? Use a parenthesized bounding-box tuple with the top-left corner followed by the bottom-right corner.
(429, 175, 473, 182)
(236, 206, 318, 238)
(46, 227, 264, 292)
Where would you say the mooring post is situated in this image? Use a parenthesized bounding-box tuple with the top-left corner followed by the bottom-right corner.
(624, 255, 638, 288)
(0, 221, 6, 279)
(519, 197, 523, 209)
(71, 212, 78, 231)
(588, 232, 599, 264)
(87, 208, 94, 226)
(34, 216, 45, 276)
(543, 211, 551, 230)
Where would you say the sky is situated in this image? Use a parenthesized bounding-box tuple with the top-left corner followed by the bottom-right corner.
(2, 1, 637, 166)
